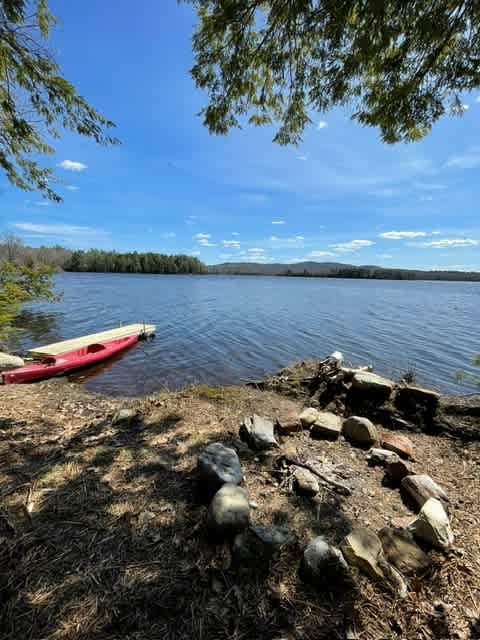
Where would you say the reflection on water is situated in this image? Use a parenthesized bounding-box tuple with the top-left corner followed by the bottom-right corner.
(68, 341, 143, 384)
(12, 273, 480, 397)
(8, 310, 63, 353)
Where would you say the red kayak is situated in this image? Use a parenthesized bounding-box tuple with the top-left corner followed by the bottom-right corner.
(1, 335, 139, 384)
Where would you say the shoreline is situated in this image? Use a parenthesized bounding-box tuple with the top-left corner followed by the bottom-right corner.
(1, 358, 479, 639)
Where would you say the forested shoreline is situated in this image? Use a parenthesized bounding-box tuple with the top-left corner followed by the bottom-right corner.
(0, 236, 207, 274)
(64, 250, 206, 274)
(1, 236, 479, 281)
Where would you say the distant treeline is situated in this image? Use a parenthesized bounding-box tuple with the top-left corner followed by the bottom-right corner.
(285, 267, 480, 281)
(210, 261, 480, 282)
(0, 235, 71, 268)
(64, 250, 206, 274)
(0, 235, 207, 274)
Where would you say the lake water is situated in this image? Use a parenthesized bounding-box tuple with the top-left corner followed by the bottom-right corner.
(13, 272, 480, 396)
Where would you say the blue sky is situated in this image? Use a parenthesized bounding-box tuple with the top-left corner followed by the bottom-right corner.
(1, 0, 479, 270)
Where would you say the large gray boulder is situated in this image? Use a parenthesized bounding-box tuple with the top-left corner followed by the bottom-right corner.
(310, 412, 342, 440)
(340, 527, 386, 579)
(408, 498, 454, 549)
(197, 442, 243, 496)
(207, 484, 250, 535)
(351, 371, 395, 398)
(378, 527, 431, 574)
(342, 416, 379, 446)
(340, 528, 408, 598)
(401, 474, 449, 510)
(302, 536, 350, 584)
(240, 415, 279, 451)
(0, 352, 24, 370)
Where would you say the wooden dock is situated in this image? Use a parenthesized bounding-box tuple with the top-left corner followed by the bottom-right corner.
(28, 323, 156, 358)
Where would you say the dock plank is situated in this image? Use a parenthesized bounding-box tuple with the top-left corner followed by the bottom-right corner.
(28, 323, 156, 357)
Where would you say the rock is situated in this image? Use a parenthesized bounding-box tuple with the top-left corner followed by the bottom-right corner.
(389, 416, 417, 431)
(381, 432, 414, 459)
(382, 563, 408, 599)
(401, 474, 449, 510)
(379, 527, 431, 574)
(396, 385, 441, 412)
(351, 371, 395, 399)
(408, 498, 454, 549)
(197, 442, 243, 496)
(310, 412, 342, 440)
(293, 466, 320, 497)
(366, 448, 400, 467)
(400, 385, 440, 403)
(240, 415, 279, 451)
(112, 408, 141, 425)
(327, 351, 344, 368)
(303, 536, 350, 584)
(299, 407, 320, 427)
(340, 527, 385, 579)
(275, 413, 301, 436)
(233, 524, 293, 565)
(433, 394, 480, 439)
(207, 484, 250, 535)
(341, 528, 409, 598)
(343, 416, 379, 446)
(0, 352, 24, 370)
(341, 365, 373, 380)
(384, 459, 414, 486)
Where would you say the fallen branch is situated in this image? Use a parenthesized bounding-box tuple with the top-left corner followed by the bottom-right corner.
(283, 456, 352, 496)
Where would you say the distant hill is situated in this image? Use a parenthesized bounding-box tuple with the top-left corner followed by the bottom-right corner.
(208, 261, 480, 282)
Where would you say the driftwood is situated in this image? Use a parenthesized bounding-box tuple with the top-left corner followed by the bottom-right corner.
(283, 455, 353, 496)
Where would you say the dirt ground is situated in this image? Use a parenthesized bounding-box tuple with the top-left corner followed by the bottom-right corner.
(1, 379, 479, 640)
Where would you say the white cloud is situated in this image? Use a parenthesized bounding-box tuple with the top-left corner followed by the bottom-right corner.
(446, 148, 480, 169)
(308, 251, 335, 258)
(222, 240, 241, 249)
(272, 220, 285, 225)
(269, 234, 305, 247)
(413, 238, 479, 249)
(379, 231, 427, 240)
(432, 231, 441, 235)
(476, 96, 480, 103)
(232, 232, 240, 236)
(162, 232, 176, 238)
(329, 239, 375, 252)
(194, 232, 216, 246)
(65, 185, 79, 191)
(317, 120, 328, 130)
(296, 155, 307, 161)
(14, 222, 105, 236)
(191, 250, 201, 256)
(248, 247, 265, 253)
(58, 160, 87, 172)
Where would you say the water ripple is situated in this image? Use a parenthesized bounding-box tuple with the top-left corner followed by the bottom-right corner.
(15, 273, 480, 396)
